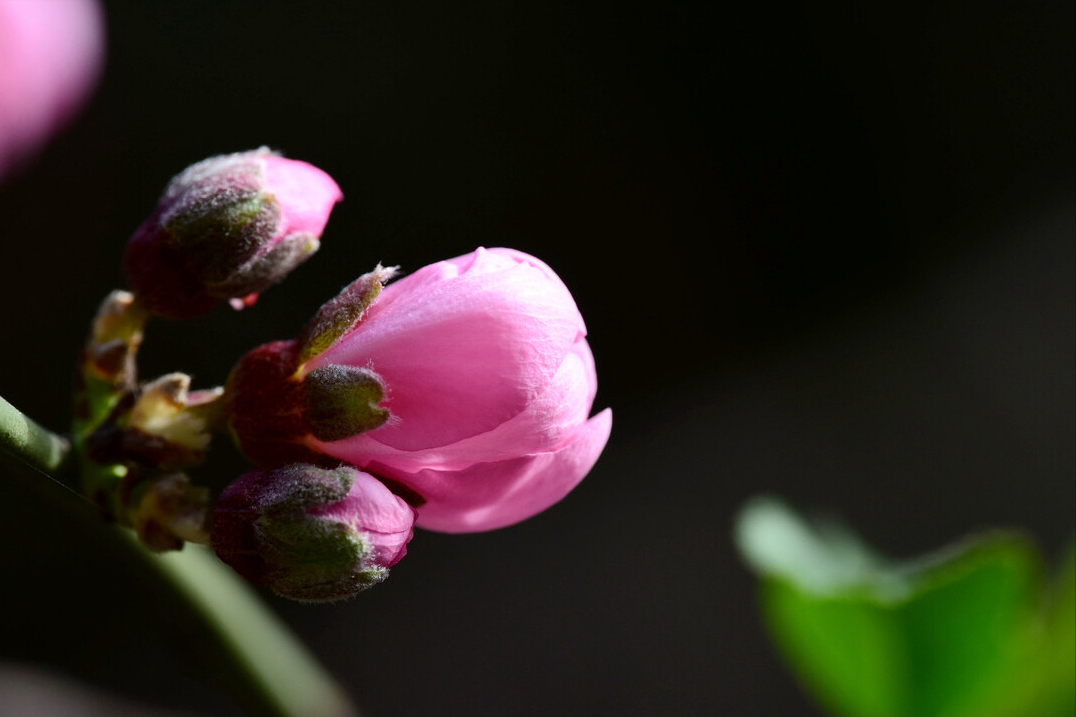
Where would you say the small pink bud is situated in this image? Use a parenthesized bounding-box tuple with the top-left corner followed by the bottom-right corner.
(211, 464, 415, 602)
(123, 148, 342, 319)
(0, 0, 104, 181)
(226, 248, 611, 534)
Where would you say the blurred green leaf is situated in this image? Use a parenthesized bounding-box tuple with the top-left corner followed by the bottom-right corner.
(1047, 547, 1076, 715)
(735, 498, 1073, 717)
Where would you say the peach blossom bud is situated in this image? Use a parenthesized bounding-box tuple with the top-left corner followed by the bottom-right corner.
(211, 464, 415, 602)
(123, 148, 341, 319)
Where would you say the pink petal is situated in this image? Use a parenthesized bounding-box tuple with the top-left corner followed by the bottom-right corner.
(311, 470, 415, 567)
(311, 335, 598, 470)
(370, 408, 612, 533)
(310, 248, 587, 451)
(312, 470, 415, 534)
(484, 247, 575, 297)
(262, 155, 343, 239)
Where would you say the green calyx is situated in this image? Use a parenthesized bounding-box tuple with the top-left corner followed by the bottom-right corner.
(301, 365, 389, 442)
(297, 265, 397, 364)
(224, 265, 399, 464)
(258, 515, 385, 602)
(213, 231, 319, 298)
(240, 465, 387, 602)
(165, 190, 280, 285)
(254, 463, 355, 512)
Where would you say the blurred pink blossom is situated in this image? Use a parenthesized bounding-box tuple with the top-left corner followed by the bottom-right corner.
(0, 0, 104, 181)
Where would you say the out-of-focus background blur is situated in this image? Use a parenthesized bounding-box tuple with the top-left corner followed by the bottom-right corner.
(1, 2, 1072, 715)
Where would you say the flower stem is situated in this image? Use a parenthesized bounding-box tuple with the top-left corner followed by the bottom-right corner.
(143, 543, 358, 717)
(0, 393, 71, 477)
(0, 392, 357, 717)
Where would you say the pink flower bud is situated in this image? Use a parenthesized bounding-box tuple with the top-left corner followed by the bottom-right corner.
(211, 464, 415, 602)
(0, 0, 104, 181)
(123, 148, 342, 319)
(227, 247, 611, 533)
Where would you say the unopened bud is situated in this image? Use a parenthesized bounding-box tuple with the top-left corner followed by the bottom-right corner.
(210, 464, 415, 602)
(123, 148, 342, 319)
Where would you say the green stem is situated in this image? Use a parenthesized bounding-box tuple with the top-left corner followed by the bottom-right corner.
(0, 393, 71, 476)
(0, 393, 357, 717)
(140, 543, 357, 717)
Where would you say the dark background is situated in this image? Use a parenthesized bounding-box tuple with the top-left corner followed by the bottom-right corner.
(1, 2, 1073, 715)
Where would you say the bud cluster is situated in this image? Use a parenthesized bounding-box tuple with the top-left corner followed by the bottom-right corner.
(75, 150, 609, 601)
